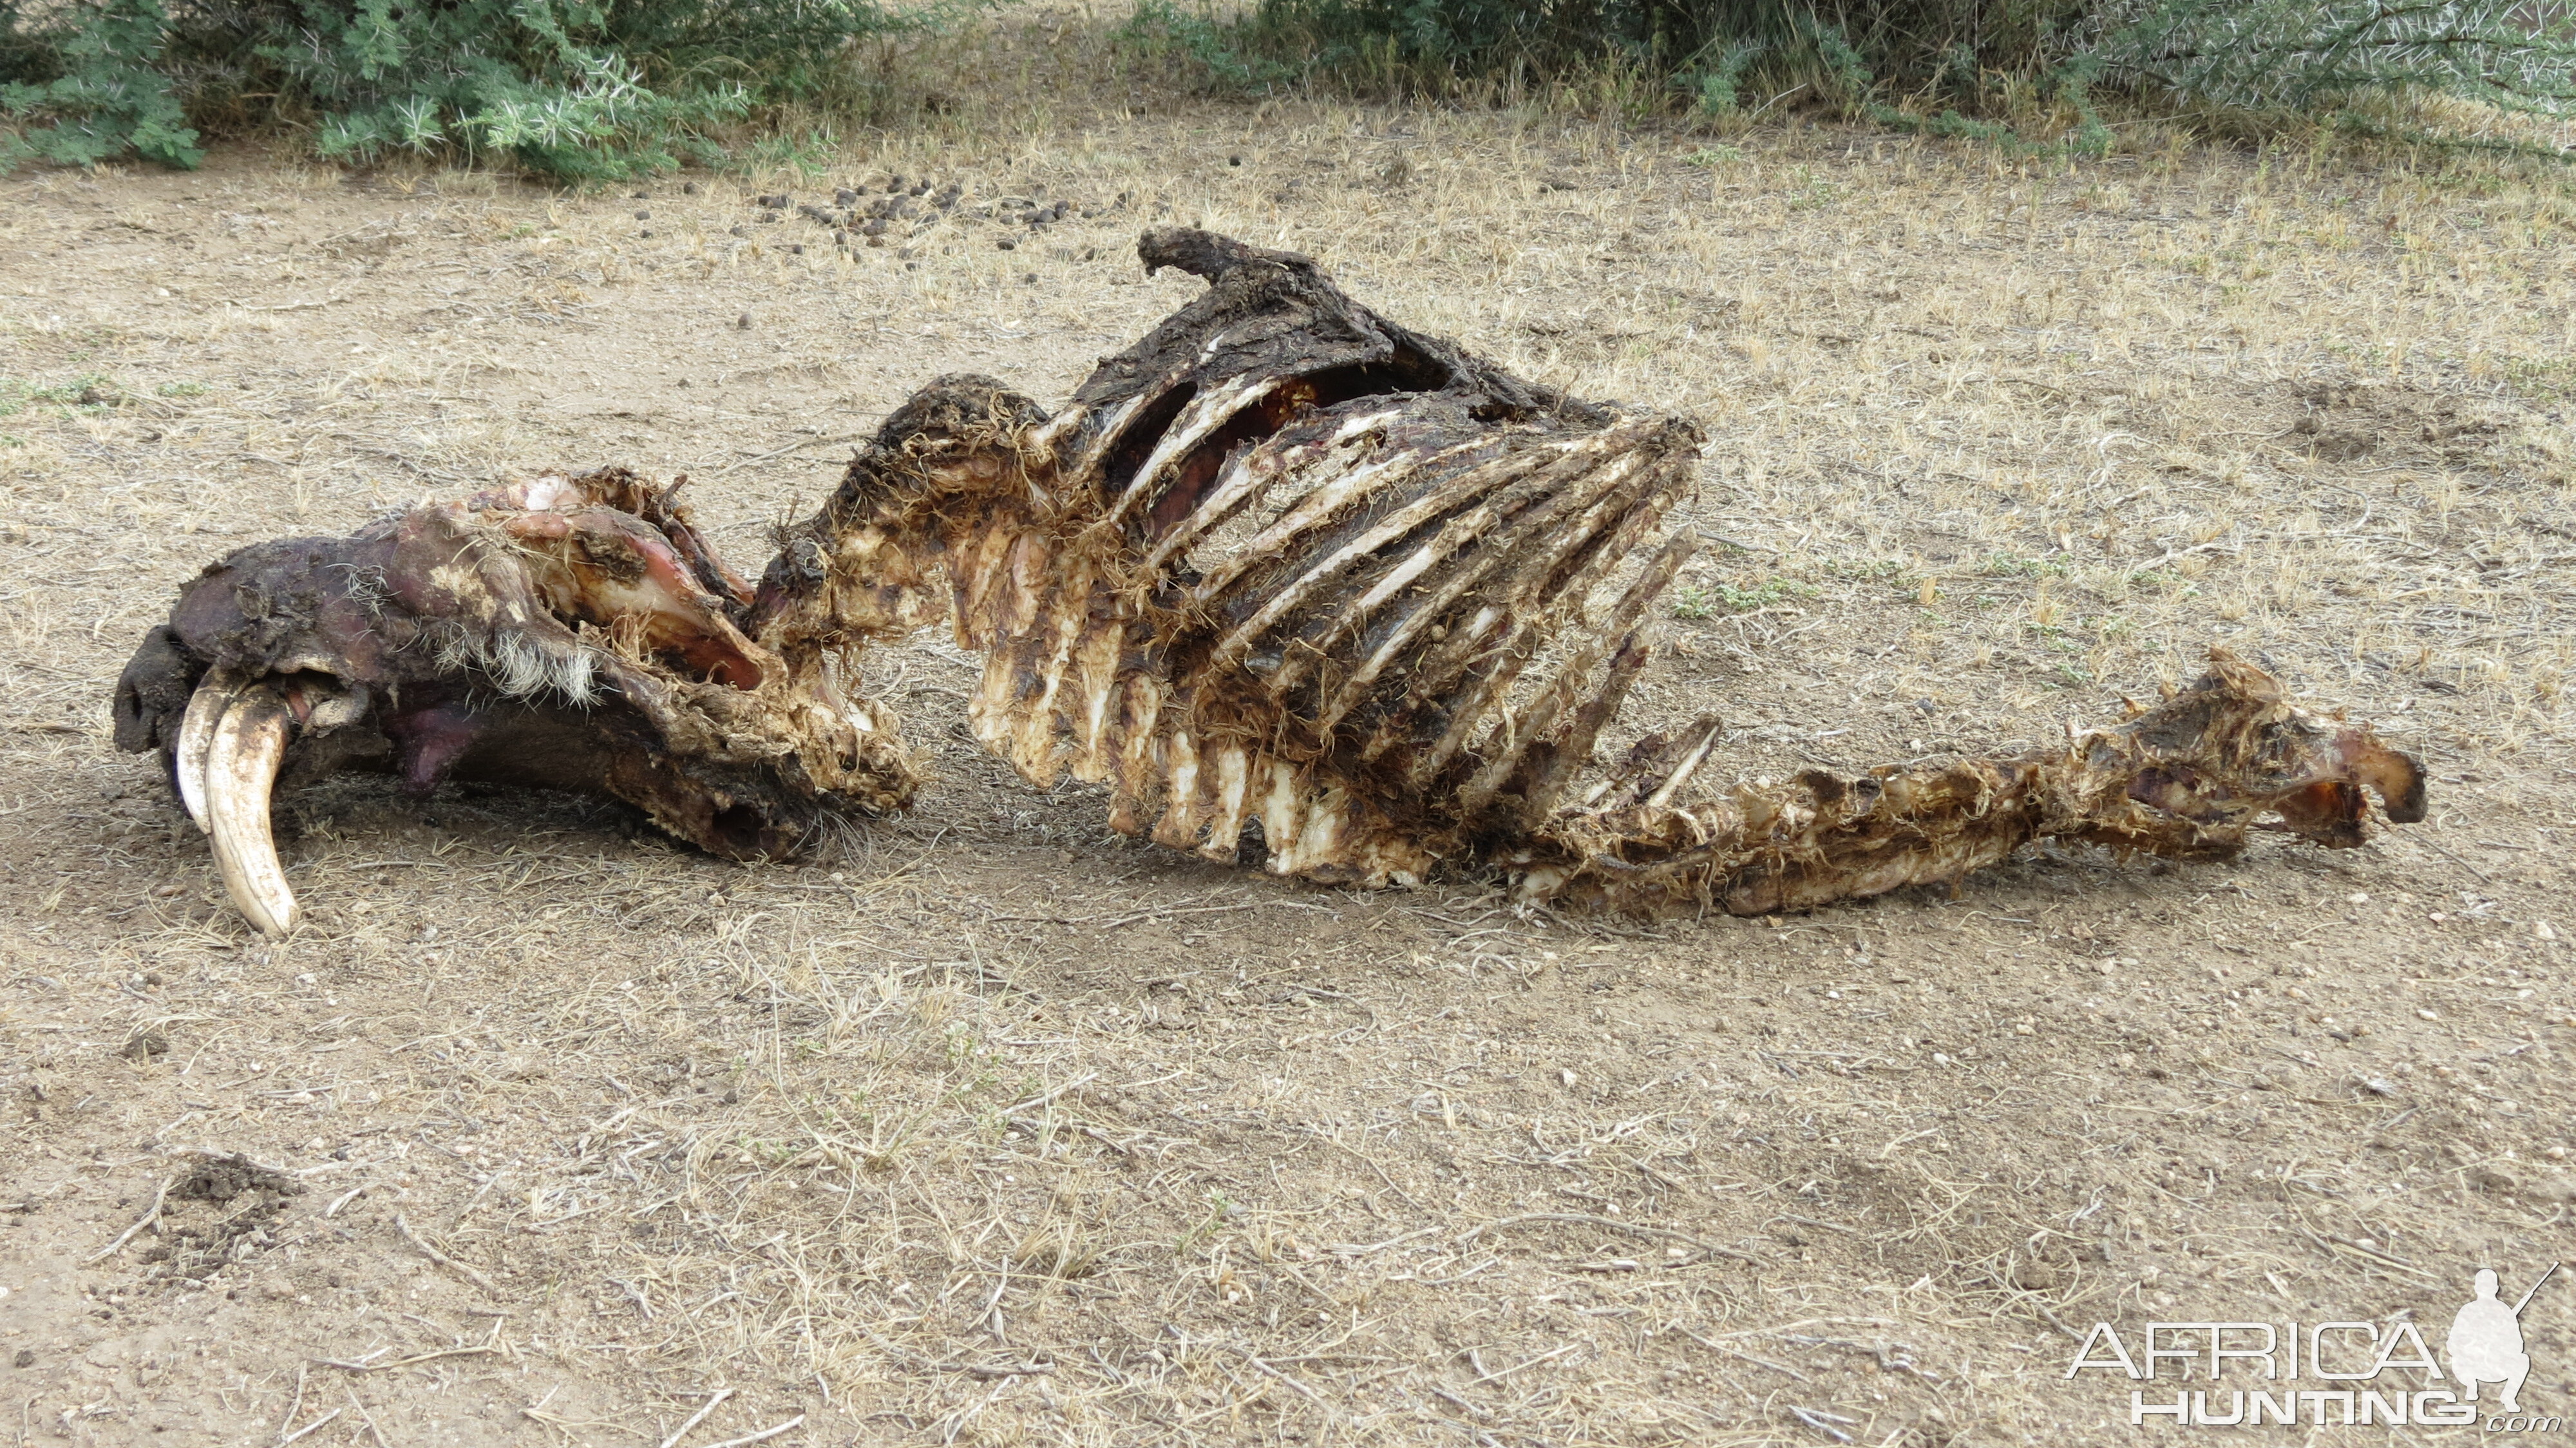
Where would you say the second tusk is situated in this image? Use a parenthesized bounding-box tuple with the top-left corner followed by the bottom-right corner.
(173, 677, 240, 832)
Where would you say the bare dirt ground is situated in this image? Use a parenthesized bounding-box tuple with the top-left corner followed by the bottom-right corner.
(2, 28, 2572, 1447)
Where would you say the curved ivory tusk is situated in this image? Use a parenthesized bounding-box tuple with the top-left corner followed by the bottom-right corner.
(174, 678, 240, 832)
(204, 685, 300, 937)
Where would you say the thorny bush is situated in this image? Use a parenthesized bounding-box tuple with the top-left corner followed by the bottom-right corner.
(1, 0, 927, 176)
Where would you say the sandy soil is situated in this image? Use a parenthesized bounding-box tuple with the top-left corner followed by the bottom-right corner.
(1, 66, 2571, 1447)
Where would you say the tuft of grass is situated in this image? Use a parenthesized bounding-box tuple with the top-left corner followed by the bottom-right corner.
(1982, 551, 2072, 580)
(2503, 356, 2576, 401)
(1672, 577, 1821, 617)
(0, 373, 123, 416)
(733, 124, 843, 179)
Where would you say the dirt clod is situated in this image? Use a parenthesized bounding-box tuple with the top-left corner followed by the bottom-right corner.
(172, 1153, 301, 1205)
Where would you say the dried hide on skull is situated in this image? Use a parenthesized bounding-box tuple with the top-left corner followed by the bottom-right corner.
(113, 470, 919, 933)
(747, 227, 2427, 911)
(118, 227, 2424, 934)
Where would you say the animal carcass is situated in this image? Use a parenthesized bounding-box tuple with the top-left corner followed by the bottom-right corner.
(115, 228, 2425, 933)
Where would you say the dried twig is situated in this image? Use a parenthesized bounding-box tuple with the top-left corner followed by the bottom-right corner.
(703, 1418, 802, 1448)
(276, 1409, 342, 1446)
(1455, 1212, 1759, 1263)
(2418, 832, 2493, 883)
(656, 1387, 733, 1448)
(714, 433, 862, 475)
(1097, 902, 1258, 930)
(1327, 1225, 1446, 1256)
(1676, 1327, 1808, 1381)
(82, 1175, 171, 1264)
(343, 1389, 390, 1448)
(2305, 1228, 2442, 1282)
(517, 1385, 654, 1443)
(1992, 1282, 2090, 1342)
(395, 1212, 500, 1295)
(1229, 1348, 1332, 1415)
(1467, 1344, 1578, 1386)
(1788, 1404, 1856, 1443)
(274, 1363, 307, 1446)
(1428, 1386, 1486, 1420)
(317, 1345, 503, 1373)
(999, 1074, 1097, 1119)
(1765, 1212, 1861, 1236)
(947, 1362, 1056, 1380)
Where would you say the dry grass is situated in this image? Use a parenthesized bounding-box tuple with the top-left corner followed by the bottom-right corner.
(1, 10, 2572, 1445)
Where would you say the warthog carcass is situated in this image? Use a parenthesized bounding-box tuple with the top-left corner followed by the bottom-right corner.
(116, 228, 2426, 934)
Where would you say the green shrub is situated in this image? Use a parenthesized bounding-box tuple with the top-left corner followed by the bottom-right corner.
(1241, 0, 2088, 100)
(1115, 0, 1297, 95)
(3, 0, 924, 178)
(2087, 1, 2576, 118)
(1227, 0, 2574, 144)
(1, 0, 199, 168)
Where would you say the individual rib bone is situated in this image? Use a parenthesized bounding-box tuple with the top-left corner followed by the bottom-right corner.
(202, 685, 299, 937)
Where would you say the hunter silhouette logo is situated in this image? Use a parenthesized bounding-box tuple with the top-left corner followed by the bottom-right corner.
(2069, 1261, 2561, 1429)
(2452, 1264, 2556, 1416)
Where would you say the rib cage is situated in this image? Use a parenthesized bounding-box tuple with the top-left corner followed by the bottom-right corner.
(752, 229, 1706, 885)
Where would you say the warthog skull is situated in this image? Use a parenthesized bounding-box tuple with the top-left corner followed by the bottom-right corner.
(114, 470, 919, 933)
